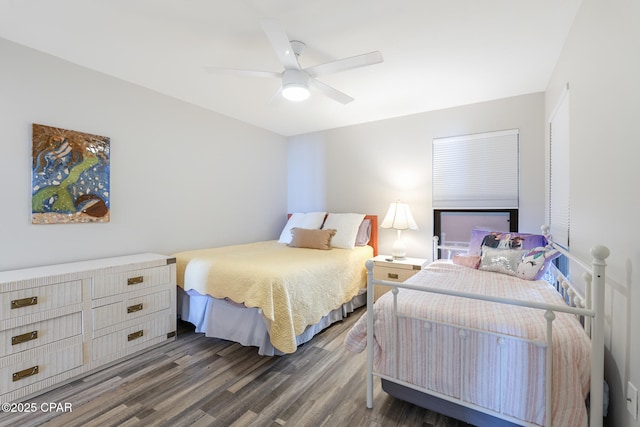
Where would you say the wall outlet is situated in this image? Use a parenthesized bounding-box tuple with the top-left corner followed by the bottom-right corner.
(628, 381, 638, 420)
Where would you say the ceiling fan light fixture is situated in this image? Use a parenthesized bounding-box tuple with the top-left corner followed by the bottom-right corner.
(282, 84, 310, 101)
(282, 69, 310, 102)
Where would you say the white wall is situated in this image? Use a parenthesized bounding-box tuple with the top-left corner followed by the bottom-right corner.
(0, 38, 287, 270)
(287, 133, 327, 212)
(546, 0, 640, 425)
(288, 93, 545, 259)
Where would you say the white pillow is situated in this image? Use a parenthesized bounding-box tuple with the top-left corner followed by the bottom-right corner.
(322, 213, 366, 249)
(278, 212, 326, 244)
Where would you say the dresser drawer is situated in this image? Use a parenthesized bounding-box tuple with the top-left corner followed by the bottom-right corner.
(92, 265, 171, 299)
(1, 281, 82, 321)
(0, 312, 82, 358)
(92, 315, 171, 361)
(92, 290, 171, 331)
(371, 256, 427, 301)
(0, 336, 83, 395)
(373, 267, 418, 283)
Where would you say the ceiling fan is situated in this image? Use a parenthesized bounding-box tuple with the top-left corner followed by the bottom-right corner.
(205, 19, 383, 104)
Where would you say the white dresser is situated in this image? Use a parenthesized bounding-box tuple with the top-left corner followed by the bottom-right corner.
(0, 253, 176, 403)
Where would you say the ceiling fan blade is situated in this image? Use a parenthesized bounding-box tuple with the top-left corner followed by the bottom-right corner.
(267, 87, 284, 105)
(309, 79, 354, 104)
(204, 67, 280, 78)
(305, 51, 383, 78)
(260, 19, 300, 70)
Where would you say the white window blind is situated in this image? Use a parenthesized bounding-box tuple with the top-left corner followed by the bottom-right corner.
(432, 129, 519, 209)
(548, 89, 570, 248)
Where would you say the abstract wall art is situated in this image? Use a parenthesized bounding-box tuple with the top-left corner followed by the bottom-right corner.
(31, 123, 110, 224)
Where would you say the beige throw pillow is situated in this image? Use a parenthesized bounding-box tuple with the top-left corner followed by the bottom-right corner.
(288, 228, 337, 250)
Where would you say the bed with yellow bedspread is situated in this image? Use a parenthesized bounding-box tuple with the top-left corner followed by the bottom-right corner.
(175, 240, 373, 354)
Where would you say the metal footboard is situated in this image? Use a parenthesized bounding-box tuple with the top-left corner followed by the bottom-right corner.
(366, 239, 608, 427)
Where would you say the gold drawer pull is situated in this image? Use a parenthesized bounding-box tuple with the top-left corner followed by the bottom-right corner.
(128, 330, 144, 341)
(127, 276, 144, 286)
(11, 296, 38, 309)
(387, 273, 399, 280)
(12, 331, 38, 345)
(13, 365, 39, 382)
(127, 303, 143, 314)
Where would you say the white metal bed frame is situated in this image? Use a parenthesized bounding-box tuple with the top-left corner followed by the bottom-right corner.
(365, 229, 609, 427)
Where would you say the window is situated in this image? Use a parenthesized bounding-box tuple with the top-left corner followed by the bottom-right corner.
(432, 130, 520, 258)
(432, 129, 519, 209)
(433, 209, 518, 258)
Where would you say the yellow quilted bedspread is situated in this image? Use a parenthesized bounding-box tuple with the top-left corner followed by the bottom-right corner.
(174, 241, 372, 353)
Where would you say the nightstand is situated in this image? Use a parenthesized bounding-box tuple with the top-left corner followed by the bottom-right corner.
(372, 255, 428, 301)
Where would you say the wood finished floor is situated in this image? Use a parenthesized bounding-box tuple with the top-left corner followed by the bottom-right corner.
(1, 307, 472, 427)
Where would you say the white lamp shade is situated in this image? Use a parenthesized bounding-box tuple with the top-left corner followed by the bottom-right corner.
(380, 202, 419, 230)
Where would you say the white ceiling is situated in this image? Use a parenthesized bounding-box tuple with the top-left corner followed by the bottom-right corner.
(0, 0, 582, 136)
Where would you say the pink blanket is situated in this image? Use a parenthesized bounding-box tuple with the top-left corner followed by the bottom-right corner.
(345, 260, 591, 426)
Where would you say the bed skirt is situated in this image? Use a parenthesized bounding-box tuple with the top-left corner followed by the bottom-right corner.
(177, 286, 366, 355)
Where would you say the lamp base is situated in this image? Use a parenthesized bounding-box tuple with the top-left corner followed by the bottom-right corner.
(391, 230, 407, 259)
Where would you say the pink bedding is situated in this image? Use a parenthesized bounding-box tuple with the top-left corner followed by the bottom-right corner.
(345, 260, 591, 426)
